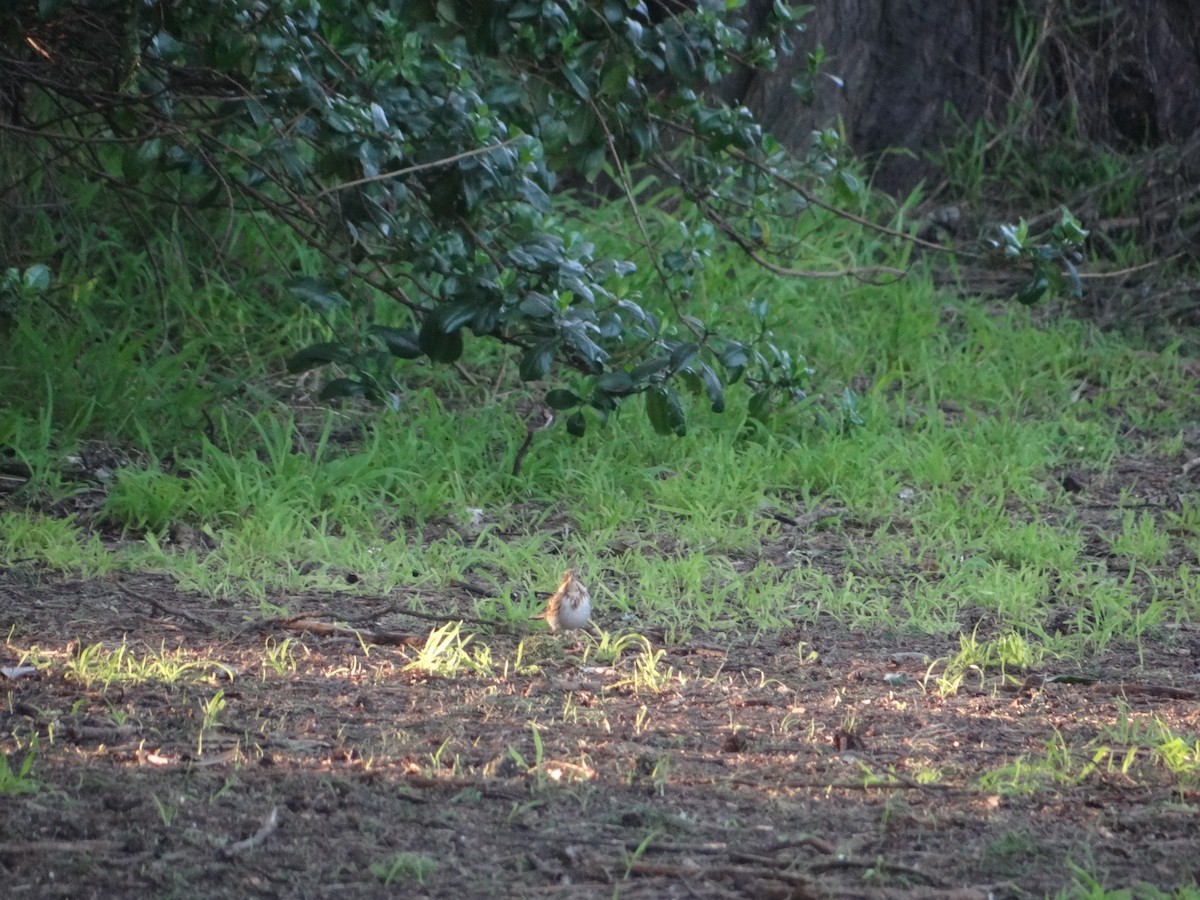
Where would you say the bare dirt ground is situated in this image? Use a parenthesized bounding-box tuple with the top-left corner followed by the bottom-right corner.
(2, 453, 1199, 899)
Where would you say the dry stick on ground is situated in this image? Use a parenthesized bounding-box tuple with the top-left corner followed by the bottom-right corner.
(759, 836, 839, 857)
(1089, 682, 1198, 700)
(725, 850, 945, 888)
(619, 836, 943, 887)
(221, 806, 279, 858)
(809, 857, 944, 886)
(350, 602, 499, 629)
(625, 860, 815, 889)
(730, 776, 962, 793)
(0, 840, 120, 855)
(269, 617, 425, 647)
(119, 584, 216, 632)
(765, 505, 849, 529)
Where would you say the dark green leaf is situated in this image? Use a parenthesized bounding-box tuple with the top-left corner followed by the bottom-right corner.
(645, 385, 687, 437)
(598, 310, 623, 339)
(324, 110, 355, 134)
(791, 73, 815, 104)
(289, 278, 346, 314)
(748, 390, 772, 421)
(721, 344, 750, 380)
(469, 303, 504, 335)
(370, 326, 422, 359)
(518, 292, 557, 318)
(561, 64, 590, 100)
(590, 390, 617, 412)
(630, 355, 670, 382)
(663, 250, 690, 273)
(518, 177, 551, 212)
(580, 145, 606, 182)
(419, 314, 465, 363)
(748, 297, 770, 324)
(1064, 260, 1083, 301)
(440, 302, 478, 334)
(519, 339, 558, 381)
(1015, 276, 1050, 305)
(287, 342, 349, 374)
(669, 342, 699, 371)
(566, 411, 587, 437)
(545, 389, 580, 410)
(663, 36, 696, 82)
(699, 363, 725, 413)
(834, 170, 861, 201)
(369, 102, 389, 132)
(562, 322, 609, 371)
(596, 370, 635, 395)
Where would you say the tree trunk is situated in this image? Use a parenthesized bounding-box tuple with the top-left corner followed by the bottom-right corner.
(728, 0, 1200, 192)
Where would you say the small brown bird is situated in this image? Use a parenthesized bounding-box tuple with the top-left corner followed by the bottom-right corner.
(532, 568, 592, 633)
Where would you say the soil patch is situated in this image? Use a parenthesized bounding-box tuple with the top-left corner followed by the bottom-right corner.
(2, 570, 1198, 898)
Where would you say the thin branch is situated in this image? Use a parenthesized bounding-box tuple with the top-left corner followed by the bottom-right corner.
(313, 138, 522, 198)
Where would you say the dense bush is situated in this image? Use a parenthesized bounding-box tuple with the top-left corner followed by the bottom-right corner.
(5, 1, 857, 435)
(4, 2, 1084, 439)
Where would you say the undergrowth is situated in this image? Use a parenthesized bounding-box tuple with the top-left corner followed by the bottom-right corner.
(1, 165, 1197, 656)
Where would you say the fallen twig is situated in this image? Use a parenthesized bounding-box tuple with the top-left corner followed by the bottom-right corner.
(272, 617, 425, 647)
(222, 806, 279, 857)
(120, 584, 216, 631)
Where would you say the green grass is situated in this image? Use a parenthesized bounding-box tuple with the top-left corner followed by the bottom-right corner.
(0, 736, 40, 796)
(1061, 873, 1200, 900)
(1, 176, 1198, 659)
(63, 640, 236, 691)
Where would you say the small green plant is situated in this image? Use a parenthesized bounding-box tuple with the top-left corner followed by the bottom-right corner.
(1060, 863, 1200, 899)
(426, 737, 463, 778)
(980, 731, 1117, 797)
(929, 629, 1042, 696)
(404, 622, 483, 676)
(151, 793, 181, 827)
(1101, 711, 1200, 787)
(262, 637, 299, 677)
(369, 852, 437, 886)
(0, 512, 110, 573)
(503, 723, 552, 790)
(0, 735, 40, 795)
(986, 208, 1088, 306)
(608, 647, 678, 695)
(622, 829, 662, 881)
(504, 640, 540, 678)
(66, 640, 222, 690)
(102, 468, 190, 534)
(1165, 497, 1200, 539)
(581, 630, 652, 666)
(105, 703, 130, 727)
(796, 641, 820, 665)
(1154, 735, 1200, 786)
(649, 754, 671, 797)
(981, 830, 1047, 874)
(1110, 511, 1171, 567)
(196, 690, 227, 756)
